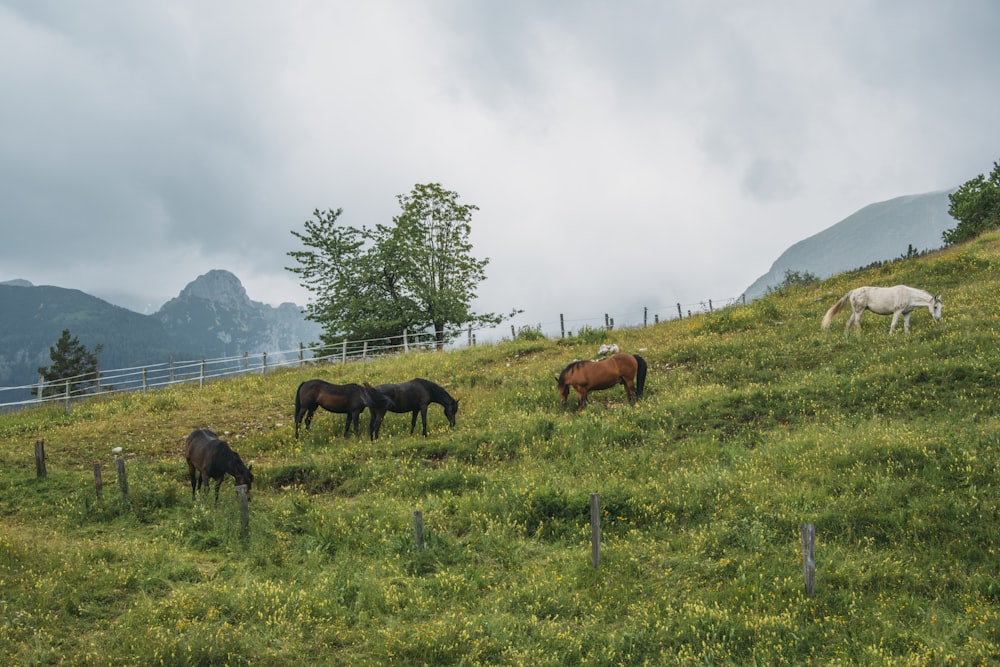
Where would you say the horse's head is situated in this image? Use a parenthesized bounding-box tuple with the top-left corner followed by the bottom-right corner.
(931, 295, 943, 322)
(444, 399, 459, 427)
(233, 458, 254, 502)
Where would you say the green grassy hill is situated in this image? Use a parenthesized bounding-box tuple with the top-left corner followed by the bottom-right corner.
(2, 231, 999, 665)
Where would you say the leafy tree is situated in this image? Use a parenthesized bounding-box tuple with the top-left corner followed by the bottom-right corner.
(35, 329, 103, 397)
(287, 183, 507, 350)
(943, 160, 1000, 245)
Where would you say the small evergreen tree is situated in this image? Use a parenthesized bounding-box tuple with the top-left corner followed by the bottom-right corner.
(35, 329, 103, 397)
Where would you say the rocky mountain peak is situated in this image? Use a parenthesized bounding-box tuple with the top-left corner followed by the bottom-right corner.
(176, 269, 251, 307)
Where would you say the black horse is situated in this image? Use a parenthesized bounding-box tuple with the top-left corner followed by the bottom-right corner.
(184, 428, 254, 503)
(368, 378, 459, 440)
(294, 379, 393, 437)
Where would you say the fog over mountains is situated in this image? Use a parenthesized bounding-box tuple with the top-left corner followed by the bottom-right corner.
(0, 270, 321, 399)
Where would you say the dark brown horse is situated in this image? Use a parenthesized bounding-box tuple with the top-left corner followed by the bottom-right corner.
(556, 352, 647, 411)
(293, 379, 393, 437)
(367, 378, 459, 440)
(184, 428, 254, 503)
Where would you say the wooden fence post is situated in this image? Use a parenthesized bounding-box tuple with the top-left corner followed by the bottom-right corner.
(142, 368, 148, 395)
(262, 352, 268, 377)
(199, 360, 205, 388)
(236, 485, 249, 538)
(34, 440, 46, 478)
(37, 374, 44, 404)
(590, 493, 601, 568)
(644, 307, 648, 327)
(64, 380, 71, 415)
(677, 303, 683, 320)
(94, 464, 103, 503)
(412, 510, 425, 550)
(115, 456, 128, 498)
(801, 523, 816, 597)
(560, 314, 565, 338)
(299, 342, 304, 366)
(341, 340, 347, 364)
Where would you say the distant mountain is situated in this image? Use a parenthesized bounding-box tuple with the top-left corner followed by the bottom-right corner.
(155, 269, 322, 359)
(744, 190, 957, 299)
(0, 271, 321, 401)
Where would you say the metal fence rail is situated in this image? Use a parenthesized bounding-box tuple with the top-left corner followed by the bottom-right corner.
(0, 330, 443, 411)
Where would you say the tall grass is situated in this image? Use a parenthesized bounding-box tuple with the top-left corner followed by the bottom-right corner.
(2, 232, 999, 664)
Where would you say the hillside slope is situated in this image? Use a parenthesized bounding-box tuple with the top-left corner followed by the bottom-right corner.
(744, 189, 956, 298)
(1, 231, 998, 664)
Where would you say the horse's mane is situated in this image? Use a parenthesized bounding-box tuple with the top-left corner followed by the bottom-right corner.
(414, 377, 455, 404)
(557, 360, 589, 384)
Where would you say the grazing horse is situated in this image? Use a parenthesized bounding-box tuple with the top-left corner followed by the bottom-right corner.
(368, 378, 459, 440)
(293, 379, 393, 437)
(822, 285, 942, 336)
(184, 428, 254, 503)
(556, 352, 647, 411)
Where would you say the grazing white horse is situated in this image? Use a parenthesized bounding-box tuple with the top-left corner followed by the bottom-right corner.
(821, 285, 942, 335)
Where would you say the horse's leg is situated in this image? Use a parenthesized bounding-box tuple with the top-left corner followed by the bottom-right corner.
(213, 478, 221, 504)
(188, 463, 197, 499)
(890, 311, 901, 333)
(903, 312, 912, 333)
(305, 407, 317, 432)
(410, 411, 419, 434)
(575, 387, 588, 411)
(623, 378, 636, 404)
(420, 406, 429, 436)
(343, 413, 352, 437)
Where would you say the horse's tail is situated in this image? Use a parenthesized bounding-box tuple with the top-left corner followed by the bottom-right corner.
(293, 382, 304, 437)
(821, 293, 850, 329)
(362, 382, 395, 410)
(633, 354, 647, 399)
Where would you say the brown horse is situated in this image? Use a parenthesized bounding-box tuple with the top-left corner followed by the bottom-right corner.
(293, 379, 394, 437)
(184, 428, 254, 503)
(556, 352, 647, 411)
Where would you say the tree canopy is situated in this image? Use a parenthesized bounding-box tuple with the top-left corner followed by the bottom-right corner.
(287, 183, 506, 350)
(943, 160, 1000, 245)
(35, 328, 103, 397)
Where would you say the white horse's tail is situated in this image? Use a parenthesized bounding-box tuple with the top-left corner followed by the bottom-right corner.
(821, 293, 850, 329)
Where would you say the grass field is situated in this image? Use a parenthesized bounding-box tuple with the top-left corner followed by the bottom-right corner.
(2, 231, 999, 665)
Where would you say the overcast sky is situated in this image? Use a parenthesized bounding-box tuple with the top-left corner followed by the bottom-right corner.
(3, 1, 998, 339)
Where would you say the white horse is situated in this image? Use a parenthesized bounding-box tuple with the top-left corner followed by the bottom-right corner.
(821, 285, 942, 335)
